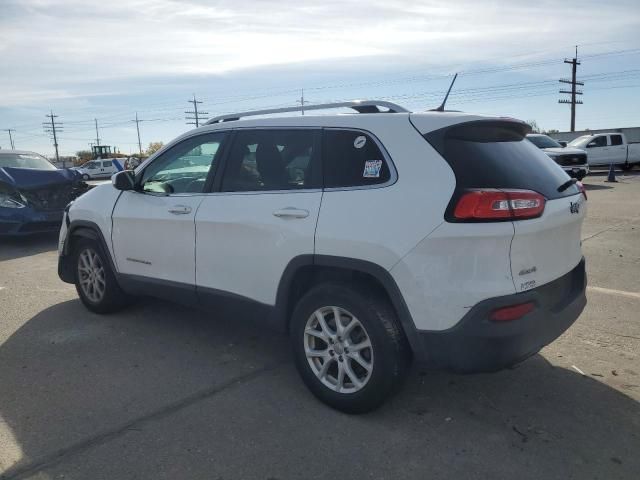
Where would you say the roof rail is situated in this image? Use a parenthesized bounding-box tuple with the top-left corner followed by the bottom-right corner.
(205, 100, 409, 124)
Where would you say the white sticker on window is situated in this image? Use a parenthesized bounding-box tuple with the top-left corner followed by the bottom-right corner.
(363, 160, 383, 178)
(353, 135, 367, 149)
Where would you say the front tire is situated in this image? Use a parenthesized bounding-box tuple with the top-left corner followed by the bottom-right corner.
(291, 282, 409, 413)
(82, 173, 90, 180)
(73, 238, 130, 314)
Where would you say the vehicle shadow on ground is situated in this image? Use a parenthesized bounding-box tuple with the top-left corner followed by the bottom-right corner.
(583, 183, 614, 191)
(0, 233, 58, 261)
(1, 300, 638, 479)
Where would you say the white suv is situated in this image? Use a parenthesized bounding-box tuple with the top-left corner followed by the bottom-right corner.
(58, 100, 588, 413)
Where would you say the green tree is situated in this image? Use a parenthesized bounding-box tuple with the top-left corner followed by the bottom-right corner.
(146, 142, 164, 156)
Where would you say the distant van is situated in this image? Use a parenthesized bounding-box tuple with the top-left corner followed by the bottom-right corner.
(75, 159, 122, 180)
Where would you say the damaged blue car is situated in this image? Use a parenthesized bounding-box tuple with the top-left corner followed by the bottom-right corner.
(0, 150, 89, 235)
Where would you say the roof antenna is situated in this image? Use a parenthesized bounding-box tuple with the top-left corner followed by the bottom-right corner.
(432, 73, 458, 112)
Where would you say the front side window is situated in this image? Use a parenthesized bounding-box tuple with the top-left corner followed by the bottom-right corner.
(588, 136, 607, 148)
(85, 162, 97, 169)
(323, 130, 391, 188)
(610, 135, 623, 146)
(141, 132, 225, 194)
(222, 129, 318, 192)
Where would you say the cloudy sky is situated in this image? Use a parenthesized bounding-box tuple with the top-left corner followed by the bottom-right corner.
(1, 0, 639, 156)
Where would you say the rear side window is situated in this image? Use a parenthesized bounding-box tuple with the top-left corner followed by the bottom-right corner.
(323, 130, 391, 188)
(610, 135, 623, 146)
(221, 129, 319, 192)
(102, 161, 112, 167)
(425, 121, 580, 205)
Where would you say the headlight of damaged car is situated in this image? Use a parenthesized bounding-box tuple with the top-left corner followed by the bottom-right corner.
(0, 184, 27, 208)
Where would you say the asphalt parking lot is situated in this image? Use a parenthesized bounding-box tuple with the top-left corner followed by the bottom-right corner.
(1, 172, 639, 480)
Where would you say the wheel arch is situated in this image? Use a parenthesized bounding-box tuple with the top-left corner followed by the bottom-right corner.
(272, 254, 425, 362)
(60, 220, 118, 283)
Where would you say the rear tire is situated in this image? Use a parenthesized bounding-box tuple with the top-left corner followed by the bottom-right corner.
(291, 281, 409, 413)
(73, 238, 130, 314)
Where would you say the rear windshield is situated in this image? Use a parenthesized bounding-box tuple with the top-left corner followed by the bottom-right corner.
(425, 121, 580, 202)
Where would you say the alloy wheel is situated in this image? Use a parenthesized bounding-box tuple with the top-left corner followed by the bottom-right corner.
(304, 306, 374, 393)
(77, 248, 106, 303)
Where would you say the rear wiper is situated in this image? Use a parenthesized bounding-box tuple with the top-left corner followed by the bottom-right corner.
(557, 178, 578, 193)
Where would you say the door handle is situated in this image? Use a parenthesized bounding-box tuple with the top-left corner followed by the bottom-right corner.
(273, 207, 309, 219)
(168, 205, 192, 215)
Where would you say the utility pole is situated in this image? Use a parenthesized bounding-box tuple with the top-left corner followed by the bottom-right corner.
(185, 94, 208, 127)
(297, 89, 305, 115)
(3, 129, 15, 149)
(132, 112, 143, 155)
(43, 111, 63, 167)
(94, 118, 101, 146)
(558, 46, 583, 132)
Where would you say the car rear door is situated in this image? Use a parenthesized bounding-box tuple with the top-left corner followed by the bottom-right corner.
(609, 134, 627, 164)
(111, 131, 227, 300)
(194, 128, 322, 309)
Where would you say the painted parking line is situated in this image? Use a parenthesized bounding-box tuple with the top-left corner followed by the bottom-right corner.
(587, 285, 640, 300)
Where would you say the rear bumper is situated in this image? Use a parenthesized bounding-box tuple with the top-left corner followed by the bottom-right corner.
(417, 258, 587, 372)
(0, 207, 63, 236)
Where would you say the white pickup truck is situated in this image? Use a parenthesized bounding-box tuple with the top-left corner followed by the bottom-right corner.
(567, 133, 640, 170)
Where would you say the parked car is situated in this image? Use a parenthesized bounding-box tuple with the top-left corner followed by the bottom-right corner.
(0, 150, 89, 235)
(568, 133, 640, 170)
(57, 101, 588, 413)
(74, 158, 122, 180)
(526, 134, 589, 179)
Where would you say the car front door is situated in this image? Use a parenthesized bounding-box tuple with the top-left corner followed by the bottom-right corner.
(586, 136, 609, 165)
(85, 161, 98, 178)
(111, 131, 227, 299)
(195, 128, 322, 310)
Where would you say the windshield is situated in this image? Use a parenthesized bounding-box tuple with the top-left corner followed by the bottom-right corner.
(527, 135, 562, 149)
(0, 153, 57, 170)
(568, 135, 592, 147)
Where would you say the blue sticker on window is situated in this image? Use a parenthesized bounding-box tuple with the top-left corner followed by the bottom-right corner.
(363, 160, 383, 178)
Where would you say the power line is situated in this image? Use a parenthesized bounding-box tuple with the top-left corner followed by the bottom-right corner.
(94, 118, 101, 146)
(43, 111, 63, 166)
(559, 45, 583, 132)
(3, 129, 15, 149)
(132, 112, 143, 155)
(297, 89, 306, 115)
(185, 94, 208, 127)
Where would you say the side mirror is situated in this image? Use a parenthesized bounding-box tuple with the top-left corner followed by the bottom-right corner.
(112, 170, 136, 191)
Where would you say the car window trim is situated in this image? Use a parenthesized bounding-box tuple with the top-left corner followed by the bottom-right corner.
(321, 127, 398, 192)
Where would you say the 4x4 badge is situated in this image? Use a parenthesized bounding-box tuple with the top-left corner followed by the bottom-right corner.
(570, 201, 580, 214)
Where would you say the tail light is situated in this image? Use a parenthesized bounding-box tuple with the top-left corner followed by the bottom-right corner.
(576, 181, 587, 200)
(489, 301, 535, 322)
(453, 189, 545, 221)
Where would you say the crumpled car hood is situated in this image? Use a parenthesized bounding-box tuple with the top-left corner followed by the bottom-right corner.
(0, 167, 81, 189)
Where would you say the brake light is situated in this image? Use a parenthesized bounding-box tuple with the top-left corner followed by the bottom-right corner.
(489, 301, 535, 322)
(453, 189, 545, 221)
(576, 181, 587, 200)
